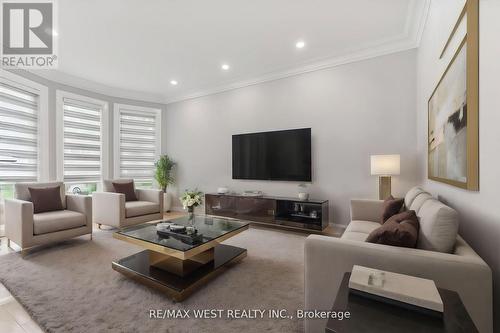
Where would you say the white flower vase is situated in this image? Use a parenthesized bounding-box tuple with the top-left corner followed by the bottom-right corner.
(298, 192, 309, 201)
(163, 192, 172, 212)
(187, 206, 195, 224)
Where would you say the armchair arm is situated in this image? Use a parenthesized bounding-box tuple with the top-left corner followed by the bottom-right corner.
(137, 189, 163, 212)
(4, 199, 34, 247)
(92, 192, 125, 228)
(66, 194, 92, 227)
(304, 235, 492, 333)
(350, 199, 384, 222)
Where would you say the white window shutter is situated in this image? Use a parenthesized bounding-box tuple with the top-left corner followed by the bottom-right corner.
(0, 82, 39, 182)
(62, 98, 103, 183)
(116, 105, 160, 185)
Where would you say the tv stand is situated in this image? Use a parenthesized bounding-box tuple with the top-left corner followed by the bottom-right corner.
(205, 193, 329, 233)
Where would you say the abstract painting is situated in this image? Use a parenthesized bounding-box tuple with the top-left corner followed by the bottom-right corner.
(428, 41, 467, 183)
(428, 34, 478, 190)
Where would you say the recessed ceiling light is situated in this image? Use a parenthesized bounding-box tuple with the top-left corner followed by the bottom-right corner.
(170, 80, 178, 86)
(221, 64, 230, 71)
(295, 40, 306, 49)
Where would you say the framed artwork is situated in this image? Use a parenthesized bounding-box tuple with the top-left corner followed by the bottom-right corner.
(428, 0, 478, 190)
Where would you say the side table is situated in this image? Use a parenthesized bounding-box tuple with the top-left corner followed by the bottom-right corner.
(325, 272, 478, 333)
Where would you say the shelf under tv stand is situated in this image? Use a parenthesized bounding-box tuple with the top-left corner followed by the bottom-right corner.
(205, 193, 329, 234)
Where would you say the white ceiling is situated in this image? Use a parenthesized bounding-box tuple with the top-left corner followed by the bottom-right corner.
(33, 0, 429, 104)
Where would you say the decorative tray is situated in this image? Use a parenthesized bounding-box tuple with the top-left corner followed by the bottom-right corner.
(156, 229, 203, 245)
(348, 265, 443, 317)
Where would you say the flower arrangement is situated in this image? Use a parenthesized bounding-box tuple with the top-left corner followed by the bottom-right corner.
(180, 189, 203, 213)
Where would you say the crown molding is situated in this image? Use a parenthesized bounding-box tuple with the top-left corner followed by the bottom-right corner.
(413, 0, 432, 47)
(24, 69, 167, 105)
(164, 40, 417, 105)
(13, 0, 431, 107)
(165, 0, 431, 105)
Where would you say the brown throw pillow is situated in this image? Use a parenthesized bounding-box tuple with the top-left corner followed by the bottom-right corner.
(381, 195, 404, 224)
(366, 210, 419, 248)
(28, 186, 64, 214)
(112, 181, 138, 201)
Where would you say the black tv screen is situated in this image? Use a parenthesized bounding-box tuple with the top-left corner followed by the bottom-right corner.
(232, 128, 311, 181)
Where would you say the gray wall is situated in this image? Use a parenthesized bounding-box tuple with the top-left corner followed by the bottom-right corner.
(6, 69, 168, 181)
(165, 50, 419, 225)
(416, 0, 500, 331)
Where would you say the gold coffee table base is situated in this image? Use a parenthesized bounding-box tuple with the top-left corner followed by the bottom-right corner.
(112, 245, 247, 302)
(149, 248, 214, 277)
(112, 217, 249, 301)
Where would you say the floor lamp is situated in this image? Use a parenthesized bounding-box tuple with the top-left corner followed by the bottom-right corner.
(370, 155, 400, 200)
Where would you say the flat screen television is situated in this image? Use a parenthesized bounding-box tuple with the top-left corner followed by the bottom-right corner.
(232, 128, 311, 181)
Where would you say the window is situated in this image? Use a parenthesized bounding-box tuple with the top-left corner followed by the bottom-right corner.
(0, 72, 48, 200)
(114, 104, 161, 188)
(57, 91, 109, 194)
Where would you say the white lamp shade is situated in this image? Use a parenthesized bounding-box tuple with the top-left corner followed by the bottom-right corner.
(370, 154, 400, 176)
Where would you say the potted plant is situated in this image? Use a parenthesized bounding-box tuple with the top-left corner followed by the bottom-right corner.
(154, 155, 175, 212)
(180, 189, 203, 214)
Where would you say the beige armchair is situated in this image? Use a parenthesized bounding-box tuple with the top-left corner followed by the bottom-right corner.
(5, 182, 92, 256)
(92, 179, 163, 229)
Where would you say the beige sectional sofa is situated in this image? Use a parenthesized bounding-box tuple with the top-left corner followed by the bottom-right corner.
(305, 187, 492, 333)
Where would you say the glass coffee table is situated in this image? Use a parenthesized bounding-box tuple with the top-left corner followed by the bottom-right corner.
(112, 215, 249, 301)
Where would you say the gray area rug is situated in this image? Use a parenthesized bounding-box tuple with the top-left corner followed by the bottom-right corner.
(0, 227, 306, 333)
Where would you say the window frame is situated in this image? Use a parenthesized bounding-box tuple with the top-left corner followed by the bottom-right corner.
(56, 90, 109, 191)
(113, 103, 161, 185)
(0, 69, 49, 183)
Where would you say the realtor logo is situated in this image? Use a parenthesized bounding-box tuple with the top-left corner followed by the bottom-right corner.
(1, 0, 58, 68)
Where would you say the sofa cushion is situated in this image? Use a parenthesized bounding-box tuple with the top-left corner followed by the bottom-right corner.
(125, 201, 160, 218)
(103, 178, 134, 192)
(15, 181, 66, 209)
(409, 192, 433, 214)
(381, 195, 404, 223)
(33, 210, 86, 235)
(342, 221, 380, 242)
(29, 186, 64, 214)
(341, 231, 371, 242)
(112, 181, 138, 202)
(404, 186, 426, 209)
(366, 210, 419, 248)
(345, 220, 380, 234)
(417, 198, 459, 253)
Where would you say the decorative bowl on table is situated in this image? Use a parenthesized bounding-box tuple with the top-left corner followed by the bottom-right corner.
(155, 222, 173, 231)
(169, 225, 186, 232)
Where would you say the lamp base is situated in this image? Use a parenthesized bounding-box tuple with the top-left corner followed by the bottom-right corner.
(379, 176, 392, 200)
